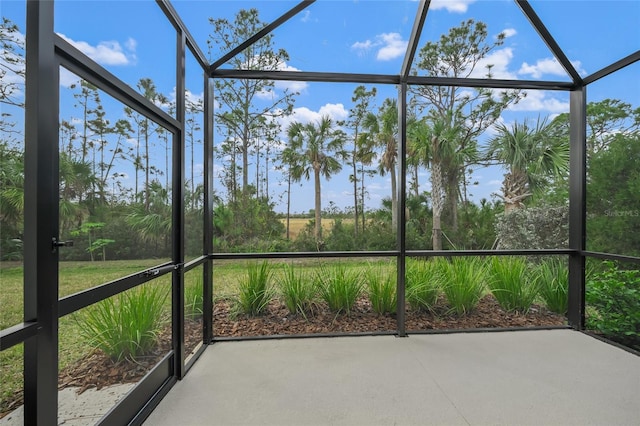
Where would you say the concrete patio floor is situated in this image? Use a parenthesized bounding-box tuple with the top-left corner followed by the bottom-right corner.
(145, 330, 640, 426)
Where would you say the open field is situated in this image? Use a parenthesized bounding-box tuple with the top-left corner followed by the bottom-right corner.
(279, 217, 357, 240)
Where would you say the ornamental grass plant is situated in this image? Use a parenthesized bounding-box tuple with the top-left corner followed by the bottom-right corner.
(235, 261, 274, 316)
(279, 264, 317, 316)
(488, 256, 540, 313)
(77, 283, 169, 362)
(316, 263, 363, 314)
(536, 258, 568, 315)
(365, 263, 396, 314)
(405, 258, 441, 312)
(441, 257, 487, 315)
(184, 275, 204, 320)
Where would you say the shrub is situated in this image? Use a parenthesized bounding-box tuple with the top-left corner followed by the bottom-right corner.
(495, 203, 569, 252)
(487, 256, 539, 313)
(441, 257, 487, 315)
(536, 258, 568, 315)
(280, 264, 317, 316)
(316, 263, 362, 314)
(78, 283, 169, 362)
(185, 275, 204, 320)
(235, 261, 274, 316)
(365, 263, 396, 315)
(586, 262, 640, 350)
(405, 258, 441, 312)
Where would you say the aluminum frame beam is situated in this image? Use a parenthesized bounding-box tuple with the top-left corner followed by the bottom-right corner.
(584, 50, 640, 85)
(516, 0, 583, 85)
(23, 1, 59, 424)
(157, 0, 209, 71)
(209, 0, 315, 72)
(211, 68, 575, 91)
(568, 88, 587, 329)
(401, 0, 430, 79)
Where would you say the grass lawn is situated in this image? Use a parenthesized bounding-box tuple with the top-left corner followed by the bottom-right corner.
(0, 257, 387, 413)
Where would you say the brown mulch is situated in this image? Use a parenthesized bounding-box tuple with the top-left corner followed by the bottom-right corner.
(213, 295, 566, 337)
(0, 298, 566, 418)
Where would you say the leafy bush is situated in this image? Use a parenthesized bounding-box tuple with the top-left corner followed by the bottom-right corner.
(316, 263, 362, 314)
(405, 258, 441, 311)
(279, 264, 317, 316)
(441, 257, 487, 315)
(495, 203, 569, 251)
(365, 263, 396, 315)
(536, 258, 568, 315)
(185, 275, 204, 320)
(78, 283, 169, 362)
(586, 262, 640, 350)
(488, 256, 539, 313)
(235, 261, 274, 316)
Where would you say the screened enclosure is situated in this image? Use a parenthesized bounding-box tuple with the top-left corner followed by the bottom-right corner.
(0, 0, 639, 424)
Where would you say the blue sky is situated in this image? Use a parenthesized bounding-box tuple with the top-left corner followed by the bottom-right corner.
(2, 0, 639, 214)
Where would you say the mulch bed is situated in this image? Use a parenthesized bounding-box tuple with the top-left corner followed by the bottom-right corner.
(213, 295, 566, 337)
(0, 297, 566, 418)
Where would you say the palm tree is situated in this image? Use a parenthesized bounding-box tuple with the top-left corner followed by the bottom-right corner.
(410, 114, 462, 250)
(279, 145, 301, 240)
(486, 117, 569, 213)
(287, 116, 345, 241)
(364, 98, 398, 228)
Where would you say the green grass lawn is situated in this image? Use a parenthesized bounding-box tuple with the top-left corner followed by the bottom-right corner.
(0, 257, 389, 413)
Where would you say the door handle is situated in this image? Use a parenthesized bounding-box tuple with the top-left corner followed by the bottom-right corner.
(52, 237, 74, 252)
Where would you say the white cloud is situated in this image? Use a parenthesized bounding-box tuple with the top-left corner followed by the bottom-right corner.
(469, 47, 516, 79)
(300, 10, 312, 23)
(278, 103, 349, 133)
(508, 90, 569, 114)
(501, 28, 517, 38)
(59, 68, 81, 88)
(488, 180, 502, 186)
(376, 33, 408, 61)
(352, 40, 374, 53)
(430, 0, 476, 13)
(57, 33, 136, 66)
(318, 103, 349, 120)
(351, 32, 408, 61)
(518, 57, 586, 79)
(273, 61, 309, 93)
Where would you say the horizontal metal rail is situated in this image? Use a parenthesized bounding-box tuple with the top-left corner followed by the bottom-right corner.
(211, 325, 572, 343)
(210, 68, 575, 91)
(59, 262, 175, 317)
(209, 251, 398, 260)
(583, 251, 640, 265)
(208, 249, 575, 261)
(407, 249, 576, 257)
(0, 321, 39, 351)
(184, 255, 209, 273)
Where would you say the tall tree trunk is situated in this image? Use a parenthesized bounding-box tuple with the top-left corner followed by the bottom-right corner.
(352, 146, 359, 238)
(144, 123, 150, 211)
(360, 164, 366, 233)
(286, 173, 291, 240)
(431, 138, 444, 250)
(314, 166, 322, 241)
(446, 169, 459, 232)
(390, 161, 397, 229)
